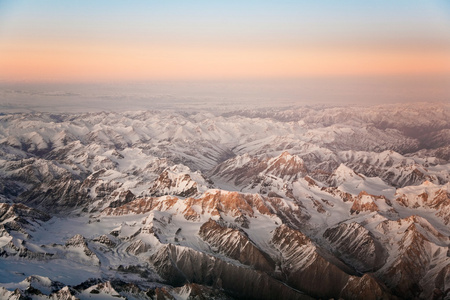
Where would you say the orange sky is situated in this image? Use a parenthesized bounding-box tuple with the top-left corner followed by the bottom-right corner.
(1, 40, 449, 82)
(1, 1, 450, 82)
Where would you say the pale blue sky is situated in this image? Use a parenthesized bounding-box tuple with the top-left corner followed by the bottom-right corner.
(2, 1, 450, 48)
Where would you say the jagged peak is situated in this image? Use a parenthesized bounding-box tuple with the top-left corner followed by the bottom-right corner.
(23, 275, 53, 285)
(148, 165, 212, 198)
(84, 281, 124, 298)
(65, 234, 87, 247)
(350, 194, 379, 214)
(279, 150, 293, 158)
(402, 215, 446, 237)
(376, 214, 447, 243)
(395, 182, 450, 210)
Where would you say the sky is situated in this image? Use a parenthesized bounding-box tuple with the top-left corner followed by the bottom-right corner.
(0, 0, 449, 107)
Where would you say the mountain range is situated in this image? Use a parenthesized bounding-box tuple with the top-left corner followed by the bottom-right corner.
(0, 102, 449, 299)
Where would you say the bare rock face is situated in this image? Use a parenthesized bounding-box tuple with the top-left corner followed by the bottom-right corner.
(433, 264, 450, 300)
(211, 151, 307, 188)
(103, 190, 275, 219)
(340, 273, 396, 300)
(271, 224, 350, 298)
(0, 239, 53, 260)
(92, 234, 116, 248)
(0, 203, 53, 260)
(265, 151, 308, 181)
(17, 177, 89, 213)
(102, 197, 164, 216)
(107, 190, 136, 209)
(151, 243, 312, 300)
(16, 169, 136, 214)
(0, 287, 26, 300)
(375, 216, 450, 299)
(395, 182, 450, 226)
(350, 191, 384, 214)
(210, 153, 269, 187)
(66, 234, 89, 248)
(0, 203, 50, 239)
(154, 287, 175, 300)
(125, 239, 150, 255)
(321, 186, 355, 202)
(339, 151, 444, 188)
(182, 190, 309, 227)
(102, 191, 309, 230)
(323, 222, 387, 272)
(263, 195, 310, 229)
(83, 281, 124, 299)
(199, 219, 275, 272)
(433, 189, 450, 225)
(186, 191, 271, 218)
(0, 203, 50, 223)
(150, 171, 199, 198)
(0, 276, 74, 300)
(382, 224, 431, 298)
(49, 286, 78, 300)
(271, 224, 392, 299)
(65, 234, 99, 264)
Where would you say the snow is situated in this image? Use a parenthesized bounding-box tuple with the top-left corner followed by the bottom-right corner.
(333, 166, 396, 199)
(0, 103, 449, 298)
(78, 282, 125, 299)
(0, 259, 101, 286)
(0, 236, 12, 248)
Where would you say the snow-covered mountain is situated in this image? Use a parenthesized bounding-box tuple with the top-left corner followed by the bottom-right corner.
(0, 103, 449, 299)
